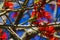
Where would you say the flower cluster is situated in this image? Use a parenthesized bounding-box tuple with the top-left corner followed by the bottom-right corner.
(31, 0, 58, 40)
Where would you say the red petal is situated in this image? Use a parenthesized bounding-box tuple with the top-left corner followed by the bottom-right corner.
(31, 11, 36, 18)
(39, 27, 45, 31)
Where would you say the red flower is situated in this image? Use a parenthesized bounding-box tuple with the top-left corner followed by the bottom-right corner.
(4, 2, 14, 9)
(48, 26, 55, 32)
(44, 12, 52, 19)
(38, 27, 45, 31)
(31, 10, 36, 18)
(50, 37, 58, 40)
(58, 0, 60, 6)
(45, 26, 55, 34)
(0, 32, 8, 40)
